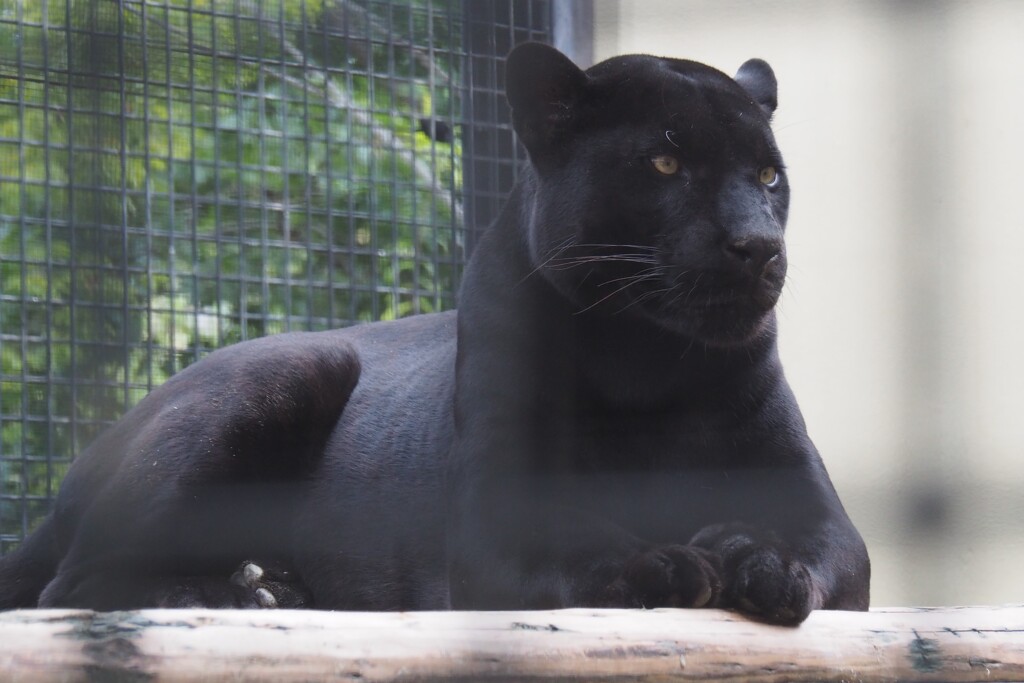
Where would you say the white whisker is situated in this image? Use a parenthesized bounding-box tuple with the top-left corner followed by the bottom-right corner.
(573, 273, 660, 316)
(517, 235, 579, 286)
(596, 266, 667, 286)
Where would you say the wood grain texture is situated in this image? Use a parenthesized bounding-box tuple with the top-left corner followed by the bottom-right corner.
(1, 606, 1022, 682)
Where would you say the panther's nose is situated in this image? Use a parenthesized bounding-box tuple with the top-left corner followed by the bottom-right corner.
(724, 236, 783, 277)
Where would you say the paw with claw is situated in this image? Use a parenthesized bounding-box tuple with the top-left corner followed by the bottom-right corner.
(229, 560, 312, 609)
(690, 523, 818, 625)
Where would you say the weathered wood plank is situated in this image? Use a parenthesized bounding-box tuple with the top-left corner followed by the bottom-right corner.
(1, 606, 1022, 682)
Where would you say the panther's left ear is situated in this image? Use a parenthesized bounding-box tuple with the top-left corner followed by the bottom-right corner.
(735, 58, 778, 118)
(506, 42, 588, 162)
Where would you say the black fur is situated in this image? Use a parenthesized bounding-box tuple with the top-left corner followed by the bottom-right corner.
(0, 44, 869, 624)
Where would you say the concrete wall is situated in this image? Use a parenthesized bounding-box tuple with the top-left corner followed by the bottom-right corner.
(591, 0, 1024, 607)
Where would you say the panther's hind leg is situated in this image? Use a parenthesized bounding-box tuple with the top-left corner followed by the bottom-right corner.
(37, 331, 360, 609)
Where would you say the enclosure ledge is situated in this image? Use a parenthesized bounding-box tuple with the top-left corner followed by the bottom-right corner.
(2, 605, 1022, 682)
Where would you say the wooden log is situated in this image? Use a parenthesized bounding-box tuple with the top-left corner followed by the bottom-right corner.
(1, 606, 1022, 682)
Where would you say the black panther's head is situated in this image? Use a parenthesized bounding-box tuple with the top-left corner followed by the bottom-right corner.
(506, 43, 789, 347)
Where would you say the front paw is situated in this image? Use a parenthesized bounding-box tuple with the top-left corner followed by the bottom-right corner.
(729, 548, 815, 625)
(691, 524, 816, 625)
(605, 545, 722, 609)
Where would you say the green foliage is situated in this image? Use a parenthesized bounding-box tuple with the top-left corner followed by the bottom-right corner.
(0, 0, 465, 547)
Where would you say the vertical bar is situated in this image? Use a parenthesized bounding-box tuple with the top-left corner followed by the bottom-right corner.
(387, 2, 399, 320)
(425, 1, 438, 311)
(320, 1, 336, 326)
(211, 0, 224, 347)
(299, 0, 315, 330)
(64, 0, 77, 475)
(161, 2, 173, 355)
(188, 0, 201, 359)
(168, 2, 180, 353)
(277, 1, 293, 332)
(117, 1, 130, 411)
(390, 0, 400, 314)
(345, 4, 356, 324)
(40, 0, 55, 505)
(408, 2, 420, 315)
(365, 1, 379, 321)
(446, 1, 460, 301)
(141, 0, 155, 394)
(15, 0, 29, 538)
(234, 0, 247, 339)
(256, 1, 271, 334)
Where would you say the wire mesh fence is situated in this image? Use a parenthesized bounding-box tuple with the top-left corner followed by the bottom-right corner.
(0, 0, 553, 555)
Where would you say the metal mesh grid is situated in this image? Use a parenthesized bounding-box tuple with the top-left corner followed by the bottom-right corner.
(0, 0, 553, 554)
(463, 0, 549, 250)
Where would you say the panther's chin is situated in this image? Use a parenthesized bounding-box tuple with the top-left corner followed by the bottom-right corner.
(687, 307, 775, 348)
(654, 291, 780, 348)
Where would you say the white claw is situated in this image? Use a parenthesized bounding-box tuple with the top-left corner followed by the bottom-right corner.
(243, 563, 264, 586)
(254, 587, 278, 608)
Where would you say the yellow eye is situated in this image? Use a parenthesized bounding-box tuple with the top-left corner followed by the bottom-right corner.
(759, 166, 779, 186)
(651, 155, 680, 175)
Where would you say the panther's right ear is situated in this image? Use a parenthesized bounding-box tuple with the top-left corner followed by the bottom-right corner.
(506, 43, 588, 162)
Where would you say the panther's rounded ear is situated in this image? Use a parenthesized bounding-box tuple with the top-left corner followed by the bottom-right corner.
(735, 58, 778, 118)
(506, 43, 588, 160)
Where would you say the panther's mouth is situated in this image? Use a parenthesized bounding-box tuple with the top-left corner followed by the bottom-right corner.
(541, 244, 784, 346)
(636, 269, 785, 346)
(690, 283, 782, 310)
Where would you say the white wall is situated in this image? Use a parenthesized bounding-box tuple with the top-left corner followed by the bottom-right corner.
(592, 0, 1024, 607)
